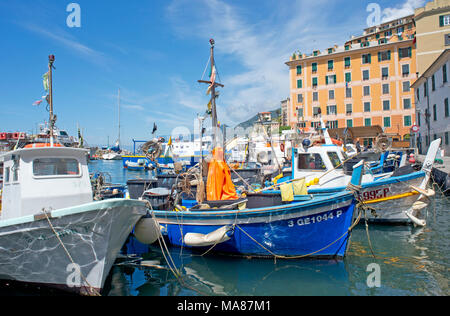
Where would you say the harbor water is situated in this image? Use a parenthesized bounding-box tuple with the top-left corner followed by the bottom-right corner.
(4, 160, 449, 296)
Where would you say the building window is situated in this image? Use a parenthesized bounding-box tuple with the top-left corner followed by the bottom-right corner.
(313, 91, 318, 102)
(312, 77, 318, 87)
(382, 67, 389, 79)
(346, 104, 352, 114)
(328, 120, 339, 129)
(362, 54, 371, 64)
(312, 63, 318, 72)
(298, 108, 304, 118)
(345, 57, 351, 68)
(424, 82, 428, 97)
(365, 118, 372, 126)
(384, 117, 391, 128)
(433, 104, 437, 121)
(326, 75, 336, 85)
(378, 50, 391, 61)
(297, 79, 303, 89)
(404, 115, 412, 127)
(347, 119, 353, 127)
(416, 87, 420, 101)
(345, 87, 352, 98)
(402, 81, 410, 92)
(363, 70, 370, 81)
(383, 100, 390, 111)
(363, 86, 371, 96)
(364, 102, 371, 112)
(382, 83, 390, 95)
(443, 64, 448, 83)
(445, 132, 449, 146)
(432, 74, 436, 91)
(297, 94, 303, 103)
(439, 15, 450, 27)
(402, 64, 410, 76)
(399, 47, 412, 59)
(417, 112, 421, 127)
(296, 65, 302, 75)
(328, 60, 334, 70)
(403, 98, 411, 109)
(329, 90, 335, 100)
(313, 107, 321, 116)
(327, 105, 337, 115)
(445, 98, 449, 117)
(345, 72, 352, 82)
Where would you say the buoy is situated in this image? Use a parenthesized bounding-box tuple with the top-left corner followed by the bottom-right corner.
(184, 226, 234, 247)
(134, 217, 160, 244)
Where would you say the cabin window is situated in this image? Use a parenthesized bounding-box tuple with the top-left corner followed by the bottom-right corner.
(297, 153, 326, 171)
(327, 152, 343, 169)
(4, 167, 10, 183)
(33, 158, 80, 177)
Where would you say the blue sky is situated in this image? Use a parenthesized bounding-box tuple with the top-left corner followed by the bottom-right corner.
(0, 0, 426, 148)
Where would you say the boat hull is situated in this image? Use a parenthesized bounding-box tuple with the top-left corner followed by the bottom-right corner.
(0, 199, 146, 295)
(153, 192, 356, 259)
(308, 171, 426, 224)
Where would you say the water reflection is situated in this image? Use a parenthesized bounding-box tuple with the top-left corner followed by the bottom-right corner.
(106, 237, 351, 296)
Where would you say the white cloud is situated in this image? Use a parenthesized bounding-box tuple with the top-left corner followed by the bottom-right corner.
(21, 23, 109, 68)
(165, 0, 357, 127)
(381, 0, 426, 23)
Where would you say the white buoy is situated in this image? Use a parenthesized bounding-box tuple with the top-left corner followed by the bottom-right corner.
(184, 226, 234, 247)
(134, 217, 160, 244)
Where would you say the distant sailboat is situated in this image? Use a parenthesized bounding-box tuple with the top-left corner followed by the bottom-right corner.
(103, 89, 122, 160)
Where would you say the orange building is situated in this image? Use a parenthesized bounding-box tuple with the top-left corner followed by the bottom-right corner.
(286, 15, 417, 144)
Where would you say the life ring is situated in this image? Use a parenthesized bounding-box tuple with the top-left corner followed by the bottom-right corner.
(280, 143, 285, 152)
(24, 143, 63, 148)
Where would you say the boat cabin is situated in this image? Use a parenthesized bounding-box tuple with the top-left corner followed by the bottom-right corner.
(0, 146, 92, 221)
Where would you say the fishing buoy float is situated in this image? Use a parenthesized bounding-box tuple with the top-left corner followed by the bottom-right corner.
(134, 216, 160, 244)
(184, 225, 235, 247)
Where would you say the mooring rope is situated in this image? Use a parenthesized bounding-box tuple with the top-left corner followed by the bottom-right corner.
(42, 209, 101, 296)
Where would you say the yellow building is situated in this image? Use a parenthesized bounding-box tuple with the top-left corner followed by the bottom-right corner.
(415, 0, 450, 76)
(286, 15, 417, 144)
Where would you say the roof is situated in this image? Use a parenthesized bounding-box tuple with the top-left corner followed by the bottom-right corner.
(327, 126, 384, 140)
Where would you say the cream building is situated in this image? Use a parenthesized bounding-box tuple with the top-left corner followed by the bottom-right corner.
(415, 0, 450, 75)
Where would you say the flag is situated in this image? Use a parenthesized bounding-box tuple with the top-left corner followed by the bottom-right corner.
(206, 65, 216, 95)
(43, 72, 49, 91)
(167, 137, 172, 146)
(152, 122, 157, 135)
(33, 100, 43, 106)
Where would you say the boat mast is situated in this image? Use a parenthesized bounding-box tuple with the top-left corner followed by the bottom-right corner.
(198, 39, 224, 149)
(48, 55, 56, 146)
(118, 88, 121, 150)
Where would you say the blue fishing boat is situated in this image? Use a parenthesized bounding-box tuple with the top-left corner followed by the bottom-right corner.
(151, 161, 364, 259)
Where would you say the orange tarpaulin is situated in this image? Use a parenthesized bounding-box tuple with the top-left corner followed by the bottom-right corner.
(206, 147, 239, 201)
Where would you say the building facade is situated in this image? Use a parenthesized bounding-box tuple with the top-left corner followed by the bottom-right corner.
(286, 15, 417, 144)
(415, 0, 450, 76)
(411, 49, 450, 156)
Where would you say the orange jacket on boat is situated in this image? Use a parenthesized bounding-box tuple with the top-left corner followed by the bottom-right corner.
(206, 147, 239, 201)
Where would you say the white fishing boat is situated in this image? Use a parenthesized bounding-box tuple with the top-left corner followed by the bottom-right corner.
(0, 145, 147, 295)
(0, 55, 147, 295)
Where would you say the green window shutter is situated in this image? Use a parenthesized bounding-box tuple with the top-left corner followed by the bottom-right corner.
(297, 79, 302, 88)
(312, 63, 317, 72)
(333, 75, 337, 83)
(297, 65, 302, 75)
(440, 15, 444, 27)
(312, 77, 318, 86)
(378, 52, 381, 61)
(388, 50, 391, 60)
(325, 76, 329, 85)
(368, 54, 371, 63)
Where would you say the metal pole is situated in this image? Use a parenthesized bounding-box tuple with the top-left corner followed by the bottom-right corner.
(48, 55, 55, 146)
